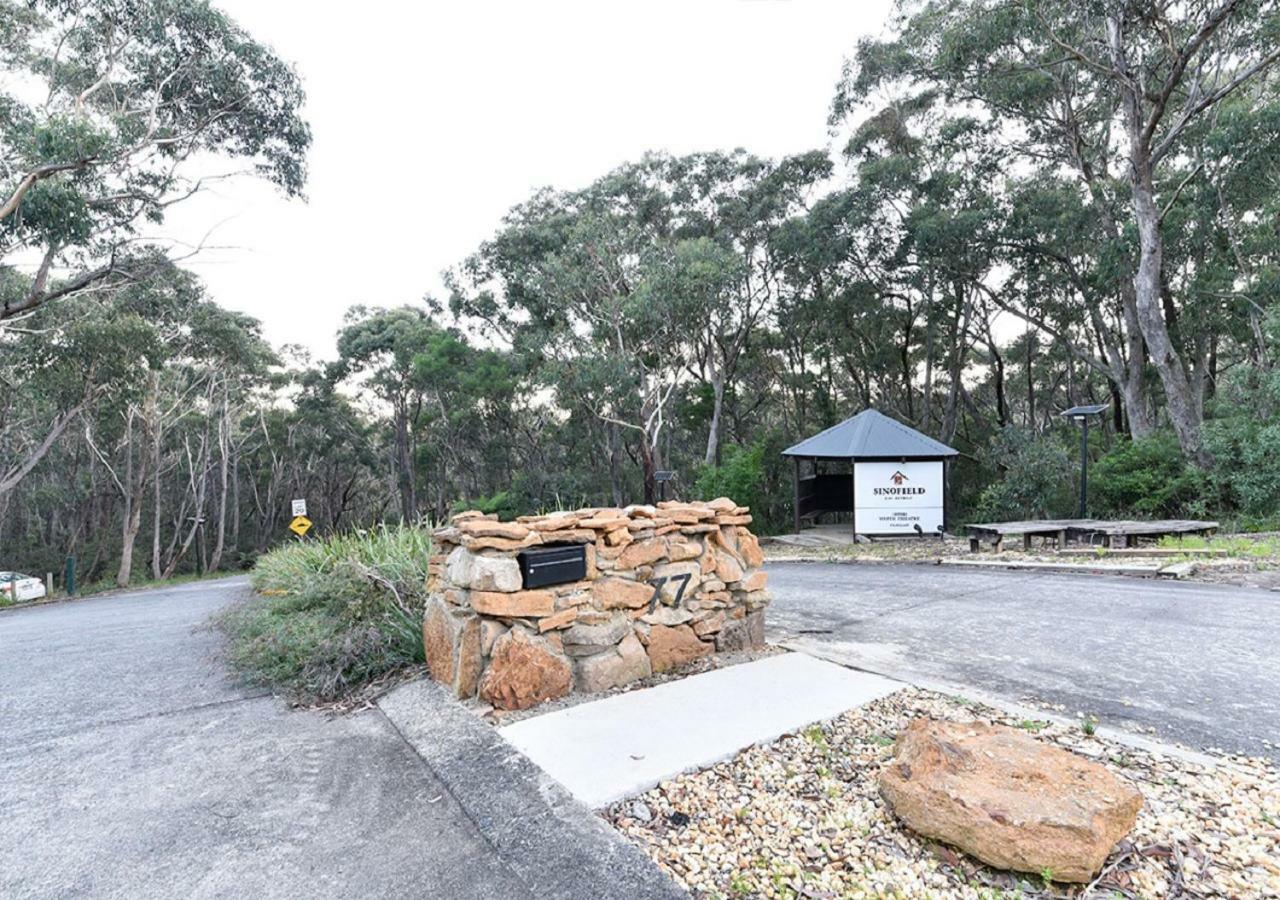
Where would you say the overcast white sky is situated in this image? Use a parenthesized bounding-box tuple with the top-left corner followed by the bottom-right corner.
(162, 0, 893, 357)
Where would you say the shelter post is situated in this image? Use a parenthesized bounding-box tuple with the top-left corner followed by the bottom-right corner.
(792, 456, 801, 534)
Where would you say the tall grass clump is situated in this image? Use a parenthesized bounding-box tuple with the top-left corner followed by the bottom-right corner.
(218, 525, 432, 703)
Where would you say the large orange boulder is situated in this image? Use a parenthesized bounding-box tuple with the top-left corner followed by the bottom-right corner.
(646, 623, 712, 672)
(879, 719, 1142, 883)
(478, 627, 572, 711)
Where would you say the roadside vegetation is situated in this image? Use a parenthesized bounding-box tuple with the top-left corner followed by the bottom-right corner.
(218, 527, 430, 704)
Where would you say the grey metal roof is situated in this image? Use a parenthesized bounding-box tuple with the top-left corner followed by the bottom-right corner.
(782, 409, 959, 459)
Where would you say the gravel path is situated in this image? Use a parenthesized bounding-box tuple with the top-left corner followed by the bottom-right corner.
(608, 687, 1280, 898)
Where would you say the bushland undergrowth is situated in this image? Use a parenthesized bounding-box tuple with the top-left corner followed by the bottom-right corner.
(218, 525, 430, 703)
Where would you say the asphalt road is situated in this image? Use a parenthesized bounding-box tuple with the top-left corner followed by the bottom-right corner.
(0, 578, 678, 900)
(766, 561, 1280, 759)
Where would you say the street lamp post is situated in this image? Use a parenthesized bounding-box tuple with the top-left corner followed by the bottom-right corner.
(1061, 403, 1109, 518)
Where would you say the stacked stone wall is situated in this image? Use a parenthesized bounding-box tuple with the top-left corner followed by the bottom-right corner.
(423, 498, 770, 710)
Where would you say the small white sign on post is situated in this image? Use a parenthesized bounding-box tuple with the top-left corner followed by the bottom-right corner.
(291, 498, 307, 517)
(854, 461, 944, 535)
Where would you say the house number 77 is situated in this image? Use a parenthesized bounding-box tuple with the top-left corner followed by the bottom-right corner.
(646, 573, 692, 612)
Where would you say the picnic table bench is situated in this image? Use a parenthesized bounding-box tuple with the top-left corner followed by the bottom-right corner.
(966, 518, 1218, 553)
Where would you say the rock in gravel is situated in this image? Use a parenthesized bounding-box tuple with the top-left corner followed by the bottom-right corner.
(879, 718, 1143, 883)
(627, 800, 652, 823)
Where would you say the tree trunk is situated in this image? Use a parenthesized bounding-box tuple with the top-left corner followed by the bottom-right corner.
(208, 381, 230, 573)
(703, 367, 725, 467)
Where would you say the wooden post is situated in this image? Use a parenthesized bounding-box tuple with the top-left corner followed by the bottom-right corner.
(792, 456, 801, 535)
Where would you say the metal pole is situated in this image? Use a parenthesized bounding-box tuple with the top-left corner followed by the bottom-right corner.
(792, 457, 801, 534)
(1078, 417, 1089, 518)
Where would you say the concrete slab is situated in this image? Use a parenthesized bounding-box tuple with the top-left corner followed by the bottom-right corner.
(500, 652, 902, 808)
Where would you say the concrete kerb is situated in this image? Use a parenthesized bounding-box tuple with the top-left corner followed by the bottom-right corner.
(782, 641, 1224, 769)
(378, 677, 686, 900)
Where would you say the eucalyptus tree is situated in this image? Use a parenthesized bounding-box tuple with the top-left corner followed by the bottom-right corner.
(333, 306, 439, 523)
(451, 160, 691, 504)
(839, 0, 1280, 463)
(0, 0, 309, 320)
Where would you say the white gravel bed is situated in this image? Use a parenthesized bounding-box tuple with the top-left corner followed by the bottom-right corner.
(606, 687, 1280, 898)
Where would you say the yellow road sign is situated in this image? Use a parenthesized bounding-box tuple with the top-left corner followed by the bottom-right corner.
(289, 515, 313, 537)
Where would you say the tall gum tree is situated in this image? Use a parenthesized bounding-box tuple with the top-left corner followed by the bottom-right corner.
(0, 0, 310, 320)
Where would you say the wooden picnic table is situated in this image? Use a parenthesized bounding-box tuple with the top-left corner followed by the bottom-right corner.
(966, 518, 1218, 553)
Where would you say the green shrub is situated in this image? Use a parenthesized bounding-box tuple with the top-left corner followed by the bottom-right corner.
(972, 426, 1074, 521)
(1091, 433, 1209, 518)
(217, 525, 430, 703)
(1204, 360, 1280, 526)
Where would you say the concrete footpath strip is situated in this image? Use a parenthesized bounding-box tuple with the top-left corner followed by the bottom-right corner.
(501, 652, 902, 809)
(378, 679, 684, 900)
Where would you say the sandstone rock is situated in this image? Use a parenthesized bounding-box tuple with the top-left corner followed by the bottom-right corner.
(593, 577, 654, 610)
(714, 514, 753, 525)
(451, 509, 493, 522)
(579, 514, 629, 530)
(603, 526, 633, 547)
(537, 607, 578, 632)
(443, 587, 468, 606)
(618, 539, 667, 569)
(647, 623, 712, 672)
(422, 598, 482, 698)
(541, 528, 596, 543)
(715, 610, 764, 651)
(624, 504, 658, 518)
(699, 547, 717, 575)
(879, 719, 1142, 883)
(521, 513, 581, 530)
(651, 561, 700, 604)
(716, 554, 745, 584)
(457, 519, 531, 540)
(691, 610, 726, 637)
(422, 597, 458, 686)
(738, 529, 764, 568)
(445, 546, 475, 586)
(470, 589, 555, 618)
(707, 497, 738, 512)
(743, 589, 770, 610)
(654, 524, 681, 536)
(468, 554, 522, 592)
(666, 540, 702, 562)
(562, 615, 632, 657)
(431, 526, 462, 545)
(454, 615, 483, 697)
(479, 628, 572, 711)
(679, 523, 719, 534)
(462, 532, 541, 552)
(712, 525, 741, 559)
(574, 633, 651, 692)
(480, 619, 506, 656)
(641, 606, 693, 626)
(740, 570, 768, 592)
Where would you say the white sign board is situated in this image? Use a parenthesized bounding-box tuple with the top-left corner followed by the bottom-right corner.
(854, 461, 944, 535)
(291, 498, 307, 517)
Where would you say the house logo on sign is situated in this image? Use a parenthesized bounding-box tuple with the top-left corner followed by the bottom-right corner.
(890, 470, 908, 485)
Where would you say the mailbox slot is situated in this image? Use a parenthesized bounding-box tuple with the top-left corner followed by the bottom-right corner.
(518, 543, 587, 589)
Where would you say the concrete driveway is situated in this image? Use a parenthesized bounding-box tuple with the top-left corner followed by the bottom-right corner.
(0, 579, 679, 900)
(766, 561, 1280, 760)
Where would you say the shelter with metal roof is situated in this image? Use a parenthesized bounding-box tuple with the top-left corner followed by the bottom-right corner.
(782, 409, 958, 537)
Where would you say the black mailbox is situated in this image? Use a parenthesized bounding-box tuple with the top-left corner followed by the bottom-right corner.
(518, 544, 587, 589)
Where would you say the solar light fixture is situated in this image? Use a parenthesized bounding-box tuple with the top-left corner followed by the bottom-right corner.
(1061, 403, 1109, 518)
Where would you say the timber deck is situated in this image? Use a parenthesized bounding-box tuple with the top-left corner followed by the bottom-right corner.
(966, 518, 1218, 552)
